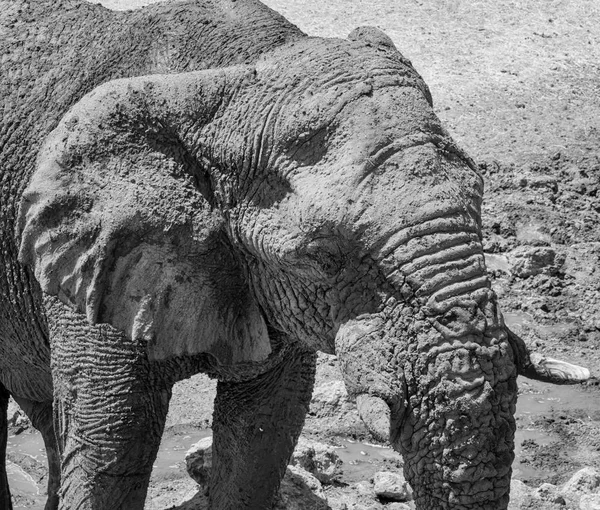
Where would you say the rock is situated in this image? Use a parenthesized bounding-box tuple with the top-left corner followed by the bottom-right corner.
(509, 479, 537, 506)
(372, 471, 412, 502)
(560, 467, 600, 501)
(354, 481, 377, 498)
(309, 380, 351, 417)
(508, 246, 556, 278)
(341, 481, 382, 509)
(527, 175, 558, 192)
(276, 465, 328, 510)
(7, 398, 30, 434)
(185, 436, 212, 487)
(580, 494, 600, 510)
(535, 482, 565, 504)
(291, 438, 343, 484)
(184, 436, 334, 508)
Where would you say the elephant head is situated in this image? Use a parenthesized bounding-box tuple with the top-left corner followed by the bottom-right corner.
(18, 32, 588, 508)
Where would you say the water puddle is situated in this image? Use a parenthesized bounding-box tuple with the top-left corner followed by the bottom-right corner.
(502, 311, 578, 340)
(6, 431, 48, 509)
(517, 383, 595, 418)
(513, 381, 598, 482)
(151, 430, 211, 480)
(6, 461, 40, 495)
(485, 253, 511, 273)
(503, 311, 535, 329)
(335, 440, 402, 483)
(7, 431, 47, 461)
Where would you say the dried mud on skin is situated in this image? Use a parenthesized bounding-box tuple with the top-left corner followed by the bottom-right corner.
(8, 0, 600, 509)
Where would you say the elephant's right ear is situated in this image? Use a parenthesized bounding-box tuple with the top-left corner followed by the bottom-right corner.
(17, 68, 273, 366)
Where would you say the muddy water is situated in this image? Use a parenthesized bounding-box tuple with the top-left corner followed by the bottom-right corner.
(485, 253, 511, 274)
(6, 431, 48, 509)
(513, 380, 599, 483)
(7, 382, 598, 508)
(334, 440, 403, 483)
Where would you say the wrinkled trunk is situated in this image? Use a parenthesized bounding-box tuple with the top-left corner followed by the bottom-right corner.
(336, 218, 518, 509)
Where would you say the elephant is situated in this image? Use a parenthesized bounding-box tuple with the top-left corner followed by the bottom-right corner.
(0, 0, 590, 508)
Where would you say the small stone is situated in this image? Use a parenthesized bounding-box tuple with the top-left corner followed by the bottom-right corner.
(309, 380, 350, 417)
(291, 438, 343, 484)
(7, 398, 30, 433)
(510, 479, 536, 502)
(516, 176, 528, 187)
(354, 481, 376, 497)
(276, 465, 328, 510)
(528, 175, 558, 192)
(535, 482, 565, 504)
(184, 436, 212, 487)
(372, 471, 412, 502)
(560, 467, 600, 500)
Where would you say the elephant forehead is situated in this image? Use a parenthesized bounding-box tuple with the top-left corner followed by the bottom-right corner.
(254, 37, 421, 88)
(253, 38, 430, 136)
(208, 38, 427, 156)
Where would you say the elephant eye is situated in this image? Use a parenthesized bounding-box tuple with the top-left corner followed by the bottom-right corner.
(301, 238, 344, 276)
(285, 125, 331, 167)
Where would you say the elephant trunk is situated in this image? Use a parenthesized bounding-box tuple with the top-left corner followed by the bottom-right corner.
(336, 216, 518, 509)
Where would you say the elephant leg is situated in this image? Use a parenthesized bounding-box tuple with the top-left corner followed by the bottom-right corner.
(11, 397, 59, 510)
(46, 299, 171, 510)
(0, 382, 12, 510)
(210, 343, 317, 509)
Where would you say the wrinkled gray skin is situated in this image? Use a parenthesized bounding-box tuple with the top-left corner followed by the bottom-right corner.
(0, 1, 589, 509)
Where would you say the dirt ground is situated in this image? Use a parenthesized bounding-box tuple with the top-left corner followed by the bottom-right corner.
(8, 0, 600, 508)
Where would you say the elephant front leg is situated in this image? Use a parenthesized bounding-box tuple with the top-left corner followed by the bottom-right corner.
(45, 297, 171, 510)
(0, 382, 12, 510)
(210, 343, 317, 509)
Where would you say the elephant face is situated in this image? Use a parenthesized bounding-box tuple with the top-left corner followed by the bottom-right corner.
(18, 33, 587, 509)
(213, 39, 485, 343)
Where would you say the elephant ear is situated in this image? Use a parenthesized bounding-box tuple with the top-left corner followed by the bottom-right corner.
(18, 69, 272, 365)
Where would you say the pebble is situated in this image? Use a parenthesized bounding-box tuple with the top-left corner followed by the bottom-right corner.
(372, 471, 412, 502)
(290, 438, 343, 484)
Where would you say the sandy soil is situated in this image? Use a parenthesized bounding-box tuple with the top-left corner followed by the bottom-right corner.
(7, 0, 600, 508)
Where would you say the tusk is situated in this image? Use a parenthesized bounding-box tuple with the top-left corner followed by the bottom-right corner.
(524, 353, 591, 384)
(507, 328, 591, 384)
(356, 394, 391, 443)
